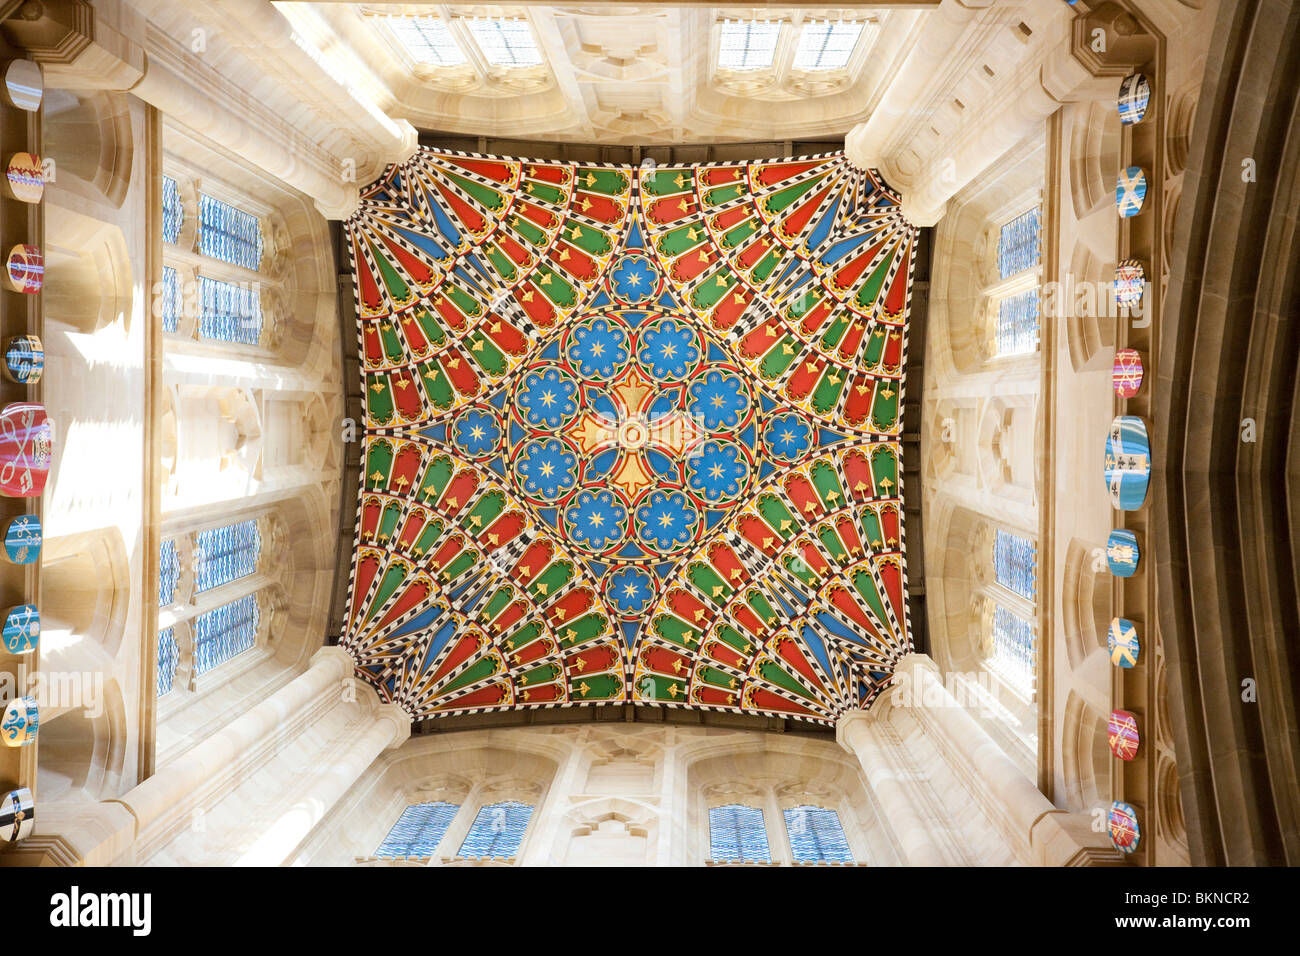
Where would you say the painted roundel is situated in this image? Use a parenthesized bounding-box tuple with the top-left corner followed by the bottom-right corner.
(1108, 617, 1140, 668)
(607, 251, 662, 305)
(1108, 801, 1141, 853)
(1105, 415, 1151, 510)
(1113, 348, 1144, 398)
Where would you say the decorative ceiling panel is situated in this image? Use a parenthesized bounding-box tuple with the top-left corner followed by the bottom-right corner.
(340, 148, 918, 726)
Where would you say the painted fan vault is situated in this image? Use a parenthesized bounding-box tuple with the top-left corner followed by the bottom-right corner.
(340, 148, 919, 726)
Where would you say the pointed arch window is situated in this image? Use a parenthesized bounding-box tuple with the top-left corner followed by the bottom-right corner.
(199, 194, 263, 271)
(708, 804, 771, 862)
(197, 275, 262, 345)
(162, 174, 183, 245)
(158, 538, 180, 607)
(457, 801, 533, 859)
(194, 519, 261, 593)
(192, 594, 260, 675)
(989, 604, 1036, 696)
(718, 20, 781, 70)
(157, 628, 179, 697)
(783, 806, 854, 863)
(792, 21, 865, 71)
(161, 265, 181, 334)
(991, 206, 1042, 357)
(993, 530, 1037, 601)
(376, 802, 460, 858)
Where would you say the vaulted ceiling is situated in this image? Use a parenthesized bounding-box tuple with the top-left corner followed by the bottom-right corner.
(272, 3, 937, 144)
(339, 148, 919, 724)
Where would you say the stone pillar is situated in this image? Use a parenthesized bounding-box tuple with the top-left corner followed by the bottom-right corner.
(837, 704, 948, 866)
(233, 699, 410, 865)
(108, 645, 354, 858)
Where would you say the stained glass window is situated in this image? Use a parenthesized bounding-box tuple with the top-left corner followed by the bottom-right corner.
(386, 16, 467, 66)
(157, 628, 179, 697)
(466, 19, 542, 67)
(990, 604, 1036, 696)
(718, 20, 781, 70)
(998, 207, 1040, 279)
(194, 519, 261, 593)
(995, 288, 1039, 356)
(162, 175, 182, 245)
(784, 806, 854, 863)
(161, 265, 181, 334)
(199, 194, 263, 271)
(198, 275, 262, 345)
(159, 538, 180, 607)
(192, 594, 260, 675)
(708, 804, 771, 862)
(994, 530, 1037, 601)
(458, 801, 533, 858)
(376, 802, 460, 858)
(792, 21, 865, 70)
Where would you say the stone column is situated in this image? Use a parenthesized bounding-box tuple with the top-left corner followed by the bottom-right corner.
(108, 645, 354, 858)
(837, 699, 948, 866)
(233, 699, 410, 865)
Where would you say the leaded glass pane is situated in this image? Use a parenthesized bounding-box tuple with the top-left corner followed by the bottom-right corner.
(994, 530, 1037, 601)
(784, 806, 854, 863)
(159, 538, 180, 607)
(199, 194, 263, 271)
(718, 20, 780, 70)
(198, 275, 262, 345)
(995, 288, 1039, 356)
(998, 207, 1040, 279)
(990, 604, 1035, 695)
(192, 594, 260, 675)
(466, 19, 542, 67)
(792, 21, 864, 71)
(157, 628, 179, 697)
(194, 519, 261, 593)
(386, 16, 467, 66)
(161, 265, 181, 334)
(708, 804, 771, 862)
(162, 175, 183, 246)
(376, 802, 460, 857)
(457, 801, 533, 858)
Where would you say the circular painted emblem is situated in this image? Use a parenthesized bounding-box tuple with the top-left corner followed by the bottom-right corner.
(1106, 529, 1141, 577)
(1116, 167, 1148, 218)
(1105, 415, 1151, 510)
(0, 787, 34, 843)
(2, 514, 40, 565)
(3, 334, 42, 385)
(1118, 73, 1151, 126)
(607, 252, 662, 305)
(1107, 617, 1140, 668)
(5, 244, 43, 294)
(3, 60, 42, 112)
(0, 403, 52, 497)
(1108, 801, 1141, 854)
(5, 153, 42, 204)
(1114, 258, 1145, 308)
(1112, 348, 1144, 398)
(1108, 709, 1140, 760)
(0, 695, 37, 748)
(1, 603, 38, 654)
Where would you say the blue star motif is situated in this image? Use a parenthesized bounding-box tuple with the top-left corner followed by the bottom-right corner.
(606, 565, 654, 616)
(765, 412, 811, 461)
(516, 438, 577, 500)
(565, 489, 627, 551)
(688, 370, 749, 430)
(518, 367, 579, 429)
(687, 441, 748, 502)
(567, 318, 629, 379)
(635, 489, 698, 551)
(452, 409, 500, 457)
(638, 318, 699, 380)
(610, 254, 659, 304)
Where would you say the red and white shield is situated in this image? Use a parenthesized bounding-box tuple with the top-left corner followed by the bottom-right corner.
(0, 403, 51, 497)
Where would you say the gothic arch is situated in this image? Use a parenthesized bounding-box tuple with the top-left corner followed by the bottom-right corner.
(43, 88, 134, 209)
